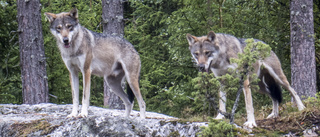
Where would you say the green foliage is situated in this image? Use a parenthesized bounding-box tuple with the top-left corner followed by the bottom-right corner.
(233, 39, 271, 72)
(0, 0, 21, 103)
(191, 72, 219, 116)
(231, 38, 271, 88)
(0, 74, 21, 104)
(198, 118, 237, 137)
(126, 0, 197, 115)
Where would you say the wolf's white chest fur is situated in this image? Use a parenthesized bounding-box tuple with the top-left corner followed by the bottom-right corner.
(62, 54, 86, 73)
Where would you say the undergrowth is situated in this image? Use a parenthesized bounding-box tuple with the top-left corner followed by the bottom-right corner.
(254, 96, 320, 136)
(196, 96, 320, 136)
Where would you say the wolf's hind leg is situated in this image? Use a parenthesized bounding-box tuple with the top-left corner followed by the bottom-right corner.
(126, 75, 146, 119)
(122, 60, 146, 119)
(106, 73, 133, 117)
(279, 77, 305, 111)
(263, 63, 305, 111)
(258, 68, 280, 119)
(267, 97, 279, 118)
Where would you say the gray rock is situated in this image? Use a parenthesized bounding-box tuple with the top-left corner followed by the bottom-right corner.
(0, 103, 207, 137)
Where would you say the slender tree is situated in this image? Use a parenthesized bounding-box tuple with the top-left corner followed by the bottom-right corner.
(102, 0, 125, 109)
(290, 0, 317, 98)
(17, 0, 49, 104)
(216, 0, 225, 28)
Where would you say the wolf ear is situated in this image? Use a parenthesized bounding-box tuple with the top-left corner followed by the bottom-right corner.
(207, 31, 216, 42)
(69, 8, 78, 19)
(44, 12, 56, 23)
(186, 33, 197, 45)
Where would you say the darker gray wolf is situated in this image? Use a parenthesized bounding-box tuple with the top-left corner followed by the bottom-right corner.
(45, 8, 146, 118)
(186, 31, 305, 128)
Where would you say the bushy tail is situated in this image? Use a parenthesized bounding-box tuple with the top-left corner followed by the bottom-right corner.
(126, 83, 135, 103)
(263, 70, 283, 103)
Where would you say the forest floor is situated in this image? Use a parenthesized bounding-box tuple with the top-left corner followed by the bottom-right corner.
(254, 109, 320, 136)
(178, 97, 320, 136)
(251, 98, 320, 136)
(191, 97, 320, 136)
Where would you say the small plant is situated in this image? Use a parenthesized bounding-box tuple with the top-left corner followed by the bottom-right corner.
(192, 72, 220, 117)
(198, 118, 237, 137)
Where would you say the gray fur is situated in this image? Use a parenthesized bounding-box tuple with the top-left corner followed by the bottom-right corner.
(187, 31, 305, 128)
(45, 8, 146, 119)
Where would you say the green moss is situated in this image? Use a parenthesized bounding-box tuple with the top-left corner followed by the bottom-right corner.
(168, 131, 180, 137)
(10, 119, 59, 136)
(177, 115, 208, 123)
(252, 127, 285, 137)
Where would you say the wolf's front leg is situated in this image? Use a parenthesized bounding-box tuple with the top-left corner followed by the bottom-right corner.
(79, 69, 91, 117)
(67, 71, 80, 118)
(215, 90, 227, 119)
(243, 79, 257, 128)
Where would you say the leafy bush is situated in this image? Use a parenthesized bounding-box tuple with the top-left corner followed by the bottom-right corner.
(198, 118, 237, 137)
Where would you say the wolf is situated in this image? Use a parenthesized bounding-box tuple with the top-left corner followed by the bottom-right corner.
(44, 8, 146, 118)
(186, 31, 305, 128)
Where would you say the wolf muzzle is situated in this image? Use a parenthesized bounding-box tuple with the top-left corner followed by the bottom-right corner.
(63, 37, 70, 48)
(198, 60, 212, 73)
(198, 64, 209, 73)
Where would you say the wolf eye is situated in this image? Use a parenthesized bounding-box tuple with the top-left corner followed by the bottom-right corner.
(67, 25, 73, 31)
(205, 51, 212, 56)
(194, 53, 199, 57)
(56, 26, 61, 33)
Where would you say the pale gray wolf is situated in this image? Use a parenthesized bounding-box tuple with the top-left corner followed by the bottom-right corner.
(186, 31, 305, 128)
(45, 8, 146, 118)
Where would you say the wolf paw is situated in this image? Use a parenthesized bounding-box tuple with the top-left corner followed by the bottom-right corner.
(298, 105, 306, 111)
(67, 112, 78, 118)
(243, 121, 257, 128)
(140, 112, 146, 119)
(266, 113, 278, 119)
(214, 113, 225, 119)
(78, 112, 88, 118)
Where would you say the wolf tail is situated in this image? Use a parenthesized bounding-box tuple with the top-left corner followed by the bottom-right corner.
(126, 83, 135, 103)
(260, 69, 283, 103)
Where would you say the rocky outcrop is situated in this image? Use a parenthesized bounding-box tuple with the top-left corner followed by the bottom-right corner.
(0, 104, 207, 136)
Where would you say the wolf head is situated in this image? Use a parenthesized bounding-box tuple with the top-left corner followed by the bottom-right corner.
(45, 8, 79, 49)
(186, 31, 220, 72)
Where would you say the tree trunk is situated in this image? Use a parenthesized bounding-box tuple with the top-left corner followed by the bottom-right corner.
(102, 0, 124, 36)
(102, 0, 125, 109)
(290, 0, 317, 99)
(17, 0, 49, 104)
(217, 0, 225, 28)
(207, 0, 213, 27)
